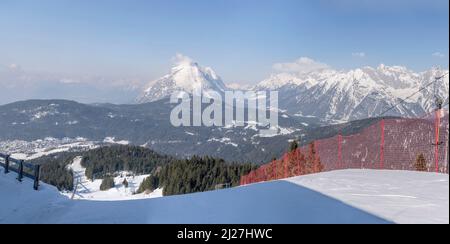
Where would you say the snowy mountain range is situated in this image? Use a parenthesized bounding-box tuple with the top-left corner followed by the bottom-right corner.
(137, 55, 448, 122)
(256, 64, 449, 122)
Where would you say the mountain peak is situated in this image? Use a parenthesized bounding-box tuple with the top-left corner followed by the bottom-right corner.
(137, 54, 227, 103)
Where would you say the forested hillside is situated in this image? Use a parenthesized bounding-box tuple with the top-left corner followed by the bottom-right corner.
(138, 156, 255, 196)
(81, 145, 174, 180)
(32, 151, 79, 191)
(32, 145, 255, 195)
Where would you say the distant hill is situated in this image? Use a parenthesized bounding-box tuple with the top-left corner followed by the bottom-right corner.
(0, 99, 383, 163)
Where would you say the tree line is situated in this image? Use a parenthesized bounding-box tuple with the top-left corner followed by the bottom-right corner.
(80, 145, 174, 180)
(137, 156, 255, 196)
(32, 151, 79, 191)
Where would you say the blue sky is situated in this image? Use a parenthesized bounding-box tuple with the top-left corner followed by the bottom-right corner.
(0, 0, 448, 85)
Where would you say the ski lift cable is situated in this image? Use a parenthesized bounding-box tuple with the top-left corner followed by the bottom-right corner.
(378, 72, 449, 117)
(443, 100, 449, 109)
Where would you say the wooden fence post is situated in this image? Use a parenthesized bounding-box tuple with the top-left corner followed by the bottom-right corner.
(33, 164, 40, 190)
(4, 155, 10, 174)
(17, 160, 23, 182)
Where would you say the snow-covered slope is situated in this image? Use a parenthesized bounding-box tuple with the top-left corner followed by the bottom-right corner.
(285, 170, 449, 224)
(256, 65, 449, 121)
(1, 168, 447, 224)
(137, 54, 227, 103)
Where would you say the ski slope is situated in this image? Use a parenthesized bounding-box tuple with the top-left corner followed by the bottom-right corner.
(285, 170, 449, 224)
(0, 168, 448, 224)
(64, 157, 162, 201)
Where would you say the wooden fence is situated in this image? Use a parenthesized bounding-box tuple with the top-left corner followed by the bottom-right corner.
(0, 152, 41, 190)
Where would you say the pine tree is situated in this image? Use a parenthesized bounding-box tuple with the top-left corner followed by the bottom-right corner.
(313, 154, 324, 173)
(290, 148, 306, 176)
(289, 140, 299, 152)
(414, 154, 428, 172)
(122, 178, 129, 188)
(304, 143, 314, 174)
(299, 142, 323, 174)
(100, 176, 115, 191)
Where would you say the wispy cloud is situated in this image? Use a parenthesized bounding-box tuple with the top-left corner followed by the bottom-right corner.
(8, 63, 21, 70)
(352, 52, 366, 58)
(0, 64, 144, 104)
(273, 57, 330, 74)
(432, 52, 445, 58)
(172, 53, 194, 65)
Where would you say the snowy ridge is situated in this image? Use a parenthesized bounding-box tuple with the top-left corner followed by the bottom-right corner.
(256, 65, 449, 121)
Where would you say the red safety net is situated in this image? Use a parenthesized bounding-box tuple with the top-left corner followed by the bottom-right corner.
(240, 109, 449, 185)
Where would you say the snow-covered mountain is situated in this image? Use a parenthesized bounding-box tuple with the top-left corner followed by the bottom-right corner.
(255, 65, 449, 122)
(137, 55, 448, 122)
(137, 54, 227, 103)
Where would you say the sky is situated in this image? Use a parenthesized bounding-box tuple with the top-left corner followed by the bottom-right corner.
(0, 0, 448, 103)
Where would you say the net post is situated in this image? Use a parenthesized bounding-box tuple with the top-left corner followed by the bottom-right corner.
(380, 119, 385, 169)
(434, 109, 441, 173)
(284, 154, 288, 178)
(338, 134, 342, 169)
(297, 148, 301, 176)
